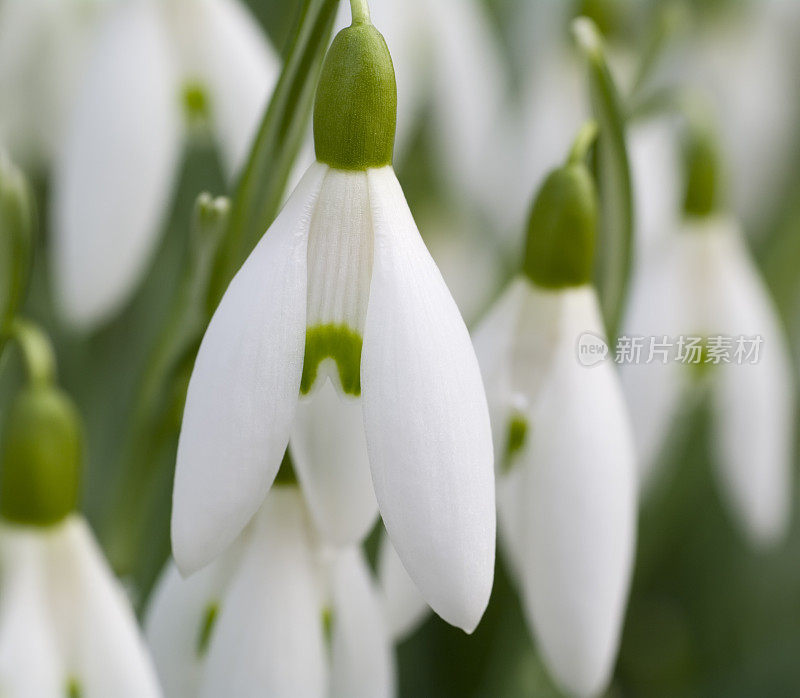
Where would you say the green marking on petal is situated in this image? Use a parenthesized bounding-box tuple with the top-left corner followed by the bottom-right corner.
(301, 324, 363, 396)
(66, 677, 81, 698)
(322, 606, 334, 645)
(502, 414, 529, 473)
(196, 602, 219, 657)
(182, 81, 211, 123)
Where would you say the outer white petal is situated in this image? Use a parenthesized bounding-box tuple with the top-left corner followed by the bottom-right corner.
(51, 1, 181, 329)
(172, 163, 325, 575)
(520, 288, 637, 698)
(190, 0, 280, 177)
(703, 219, 794, 546)
(362, 167, 496, 633)
(0, 525, 62, 697)
(376, 533, 429, 642)
(330, 547, 396, 698)
(48, 516, 161, 698)
(291, 381, 378, 545)
(620, 235, 695, 486)
(144, 541, 246, 698)
(200, 488, 326, 698)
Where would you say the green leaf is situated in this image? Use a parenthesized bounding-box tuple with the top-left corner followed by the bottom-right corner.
(573, 17, 634, 341)
(208, 0, 340, 312)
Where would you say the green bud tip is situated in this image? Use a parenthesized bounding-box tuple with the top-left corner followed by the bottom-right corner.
(0, 386, 83, 526)
(683, 124, 721, 218)
(523, 163, 598, 289)
(313, 9, 397, 170)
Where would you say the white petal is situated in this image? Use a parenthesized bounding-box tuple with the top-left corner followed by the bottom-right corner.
(330, 547, 396, 698)
(520, 288, 637, 698)
(472, 277, 560, 467)
(143, 540, 246, 698)
(48, 517, 161, 698)
(200, 488, 326, 698)
(495, 465, 527, 589)
(361, 167, 496, 633)
(172, 163, 326, 575)
(620, 236, 695, 486)
(291, 381, 378, 545)
(191, 0, 280, 177)
(51, 1, 181, 329)
(376, 533, 429, 642)
(703, 220, 794, 546)
(0, 525, 63, 697)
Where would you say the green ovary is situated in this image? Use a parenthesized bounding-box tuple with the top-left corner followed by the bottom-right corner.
(301, 325, 363, 396)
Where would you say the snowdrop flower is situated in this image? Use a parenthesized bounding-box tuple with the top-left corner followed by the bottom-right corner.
(147, 486, 394, 698)
(0, 0, 107, 167)
(172, 1, 495, 634)
(622, 125, 794, 546)
(52, 0, 279, 329)
(0, 383, 160, 697)
(474, 141, 637, 697)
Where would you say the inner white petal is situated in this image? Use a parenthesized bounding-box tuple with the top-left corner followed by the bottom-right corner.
(307, 169, 373, 333)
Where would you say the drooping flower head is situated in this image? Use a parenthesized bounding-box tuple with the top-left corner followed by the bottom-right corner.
(474, 127, 637, 697)
(622, 118, 794, 546)
(172, 0, 496, 634)
(0, 357, 160, 697)
(148, 486, 395, 698)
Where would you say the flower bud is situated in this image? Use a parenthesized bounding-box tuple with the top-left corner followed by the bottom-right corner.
(313, 18, 397, 170)
(523, 163, 598, 289)
(0, 155, 34, 344)
(0, 386, 83, 526)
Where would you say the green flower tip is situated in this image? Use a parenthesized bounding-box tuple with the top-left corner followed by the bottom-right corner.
(523, 163, 598, 289)
(0, 154, 34, 340)
(0, 386, 83, 526)
(683, 125, 721, 218)
(313, 19, 397, 171)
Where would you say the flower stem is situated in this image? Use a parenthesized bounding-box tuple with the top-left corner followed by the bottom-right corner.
(350, 0, 370, 24)
(567, 121, 599, 166)
(8, 319, 55, 388)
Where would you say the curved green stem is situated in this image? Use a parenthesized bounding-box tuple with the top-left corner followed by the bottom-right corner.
(573, 16, 633, 342)
(567, 121, 599, 166)
(8, 319, 55, 388)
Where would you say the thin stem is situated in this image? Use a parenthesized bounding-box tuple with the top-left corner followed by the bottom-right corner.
(8, 318, 55, 387)
(350, 0, 370, 24)
(567, 120, 599, 166)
